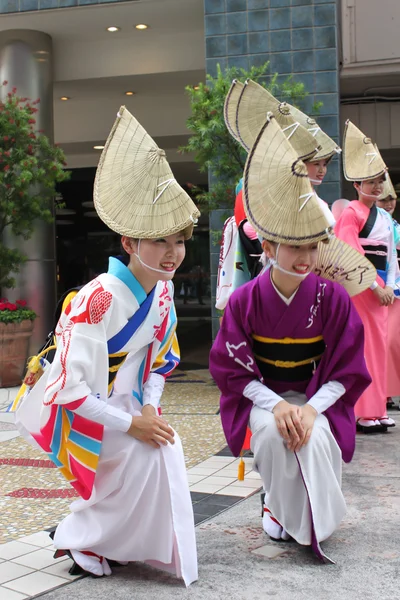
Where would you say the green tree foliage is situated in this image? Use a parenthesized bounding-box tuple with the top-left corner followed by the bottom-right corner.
(0, 82, 70, 289)
(180, 63, 319, 211)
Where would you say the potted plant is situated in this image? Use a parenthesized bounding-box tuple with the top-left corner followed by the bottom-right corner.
(0, 299, 37, 387)
(0, 81, 70, 387)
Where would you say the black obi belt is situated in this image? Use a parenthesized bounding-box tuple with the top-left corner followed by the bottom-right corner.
(362, 244, 387, 271)
(108, 352, 128, 396)
(252, 334, 326, 383)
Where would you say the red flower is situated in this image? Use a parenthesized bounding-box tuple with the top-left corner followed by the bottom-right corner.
(0, 302, 7, 311)
(28, 118, 36, 124)
(9, 119, 14, 124)
(5, 302, 17, 311)
(3, 136, 9, 141)
(2, 80, 8, 86)
(16, 300, 27, 307)
(12, 87, 17, 94)
(4, 165, 10, 172)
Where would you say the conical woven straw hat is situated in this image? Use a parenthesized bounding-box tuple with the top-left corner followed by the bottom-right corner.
(315, 235, 376, 296)
(224, 79, 244, 143)
(287, 104, 341, 161)
(380, 172, 397, 200)
(94, 106, 200, 239)
(243, 113, 331, 245)
(343, 120, 387, 181)
(236, 79, 320, 160)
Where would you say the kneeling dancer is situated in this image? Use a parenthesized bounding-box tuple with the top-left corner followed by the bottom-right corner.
(14, 107, 199, 584)
(209, 114, 372, 563)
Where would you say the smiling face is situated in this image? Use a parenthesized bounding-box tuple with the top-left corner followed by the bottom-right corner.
(122, 232, 186, 288)
(376, 195, 396, 216)
(306, 159, 328, 186)
(262, 240, 319, 277)
(354, 175, 386, 202)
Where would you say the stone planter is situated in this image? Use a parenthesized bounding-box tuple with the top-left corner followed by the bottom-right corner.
(0, 319, 35, 388)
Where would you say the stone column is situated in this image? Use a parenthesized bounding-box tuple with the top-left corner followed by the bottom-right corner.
(0, 30, 56, 354)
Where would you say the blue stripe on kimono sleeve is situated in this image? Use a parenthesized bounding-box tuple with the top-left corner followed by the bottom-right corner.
(152, 306, 180, 377)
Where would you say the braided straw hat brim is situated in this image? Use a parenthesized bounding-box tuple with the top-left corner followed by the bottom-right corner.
(236, 80, 320, 160)
(94, 106, 200, 240)
(287, 104, 341, 161)
(343, 120, 387, 182)
(243, 114, 331, 245)
(224, 79, 244, 143)
(315, 236, 376, 296)
(380, 171, 397, 200)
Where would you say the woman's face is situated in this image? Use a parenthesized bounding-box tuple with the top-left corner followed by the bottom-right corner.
(376, 195, 396, 216)
(123, 232, 186, 281)
(306, 160, 328, 186)
(354, 176, 385, 200)
(262, 241, 319, 277)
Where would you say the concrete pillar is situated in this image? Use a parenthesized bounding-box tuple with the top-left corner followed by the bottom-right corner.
(0, 30, 56, 354)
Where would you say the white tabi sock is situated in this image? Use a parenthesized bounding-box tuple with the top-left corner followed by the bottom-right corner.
(70, 550, 112, 577)
(262, 493, 290, 541)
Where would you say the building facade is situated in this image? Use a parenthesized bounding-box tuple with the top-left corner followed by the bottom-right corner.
(0, 0, 399, 350)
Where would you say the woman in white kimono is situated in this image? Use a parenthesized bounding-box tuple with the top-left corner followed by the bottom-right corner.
(14, 107, 200, 584)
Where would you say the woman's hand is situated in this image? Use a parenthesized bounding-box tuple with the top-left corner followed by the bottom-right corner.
(128, 412, 175, 448)
(373, 285, 394, 306)
(272, 400, 304, 452)
(296, 404, 318, 451)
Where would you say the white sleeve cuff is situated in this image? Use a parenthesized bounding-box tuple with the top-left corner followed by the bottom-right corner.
(370, 281, 378, 290)
(243, 380, 282, 412)
(307, 381, 346, 414)
(74, 394, 132, 432)
(142, 372, 165, 409)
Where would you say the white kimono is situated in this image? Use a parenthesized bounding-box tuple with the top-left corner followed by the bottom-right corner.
(14, 257, 198, 586)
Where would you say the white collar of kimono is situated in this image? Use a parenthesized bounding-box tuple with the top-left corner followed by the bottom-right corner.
(108, 256, 147, 305)
(270, 273, 299, 306)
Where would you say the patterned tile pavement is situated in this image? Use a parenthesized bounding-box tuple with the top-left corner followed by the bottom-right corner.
(0, 370, 262, 598)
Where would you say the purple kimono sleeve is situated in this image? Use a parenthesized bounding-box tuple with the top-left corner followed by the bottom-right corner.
(209, 290, 263, 456)
(307, 282, 372, 462)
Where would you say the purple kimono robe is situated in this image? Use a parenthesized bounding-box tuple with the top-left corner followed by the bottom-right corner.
(210, 271, 371, 463)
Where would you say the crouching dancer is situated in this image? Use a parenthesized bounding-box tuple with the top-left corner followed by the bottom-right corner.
(209, 115, 372, 563)
(14, 107, 199, 584)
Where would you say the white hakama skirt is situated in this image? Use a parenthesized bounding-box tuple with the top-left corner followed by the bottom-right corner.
(249, 392, 346, 547)
(53, 394, 198, 587)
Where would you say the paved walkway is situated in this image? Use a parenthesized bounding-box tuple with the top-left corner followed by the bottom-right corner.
(1, 381, 399, 600)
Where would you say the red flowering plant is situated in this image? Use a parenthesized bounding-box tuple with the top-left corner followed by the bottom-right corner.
(0, 298, 36, 324)
(0, 81, 70, 290)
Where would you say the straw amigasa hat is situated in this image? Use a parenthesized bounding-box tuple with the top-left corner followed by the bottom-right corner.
(286, 104, 341, 161)
(236, 79, 320, 160)
(380, 171, 397, 200)
(243, 113, 376, 296)
(342, 120, 387, 182)
(224, 79, 244, 144)
(94, 106, 200, 239)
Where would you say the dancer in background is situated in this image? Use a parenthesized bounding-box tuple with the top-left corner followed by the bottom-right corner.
(335, 121, 397, 432)
(376, 175, 400, 405)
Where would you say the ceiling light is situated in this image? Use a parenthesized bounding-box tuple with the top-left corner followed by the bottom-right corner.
(93, 145, 105, 150)
(193, 85, 200, 90)
(135, 24, 149, 30)
(60, 96, 70, 101)
(107, 26, 120, 32)
(125, 91, 135, 96)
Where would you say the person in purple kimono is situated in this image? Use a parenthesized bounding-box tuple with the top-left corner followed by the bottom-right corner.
(209, 115, 372, 564)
